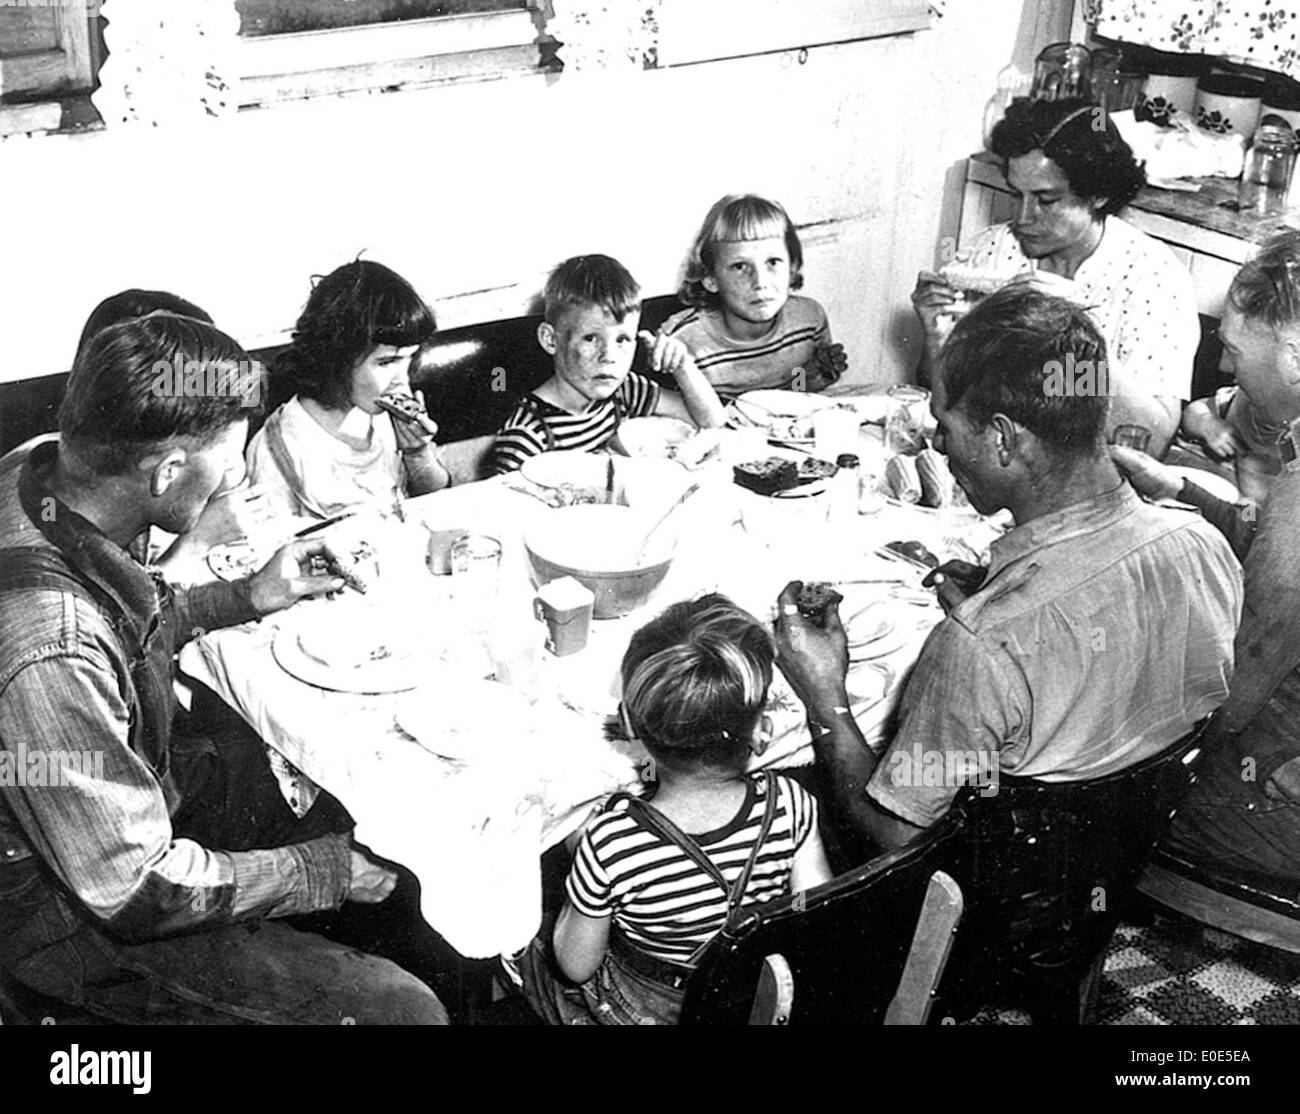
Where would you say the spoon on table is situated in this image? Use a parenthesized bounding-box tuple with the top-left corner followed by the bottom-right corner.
(634, 483, 701, 564)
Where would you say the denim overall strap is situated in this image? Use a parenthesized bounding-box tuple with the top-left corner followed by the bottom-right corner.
(606, 770, 780, 966)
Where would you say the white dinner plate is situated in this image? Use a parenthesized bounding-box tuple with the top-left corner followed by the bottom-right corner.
(394, 677, 532, 760)
(732, 390, 836, 445)
(840, 595, 895, 649)
(615, 416, 695, 460)
(821, 385, 891, 425)
(848, 622, 910, 663)
(271, 603, 435, 693)
(846, 660, 893, 708)
(207, 542, 259, 582)
(520, 450, 609, 491)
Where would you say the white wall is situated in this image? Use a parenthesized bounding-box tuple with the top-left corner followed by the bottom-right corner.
(0, 1, 1071, 391)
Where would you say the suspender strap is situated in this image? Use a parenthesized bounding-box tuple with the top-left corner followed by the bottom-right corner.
(261, 409, 332, 520)
(607, 771, 781, 966)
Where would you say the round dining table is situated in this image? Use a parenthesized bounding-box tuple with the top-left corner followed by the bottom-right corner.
(179, 421, 1008, 958)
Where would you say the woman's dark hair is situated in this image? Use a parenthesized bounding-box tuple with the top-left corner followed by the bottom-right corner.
(60, 314, 257, 476)
(990, 97, 1146, 216)
(940, 287, 1110, 457)
(75, 289, 213, 365)
(619, 593, 774, 774)
(273, 260, 436, 411)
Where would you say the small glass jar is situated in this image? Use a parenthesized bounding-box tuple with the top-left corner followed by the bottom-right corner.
(1239, 122, 1296, 216)
(451, 534, 503, 590)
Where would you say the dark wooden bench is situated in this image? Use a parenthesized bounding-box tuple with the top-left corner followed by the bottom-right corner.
(0, 294, 685, 459)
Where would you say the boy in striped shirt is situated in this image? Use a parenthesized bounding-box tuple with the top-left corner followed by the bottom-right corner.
(519, 594, 833, 1024)
(491, 255, 725, 474)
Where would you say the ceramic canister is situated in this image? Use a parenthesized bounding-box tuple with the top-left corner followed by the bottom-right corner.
(1137, 49, 1204, 125)
(1141, 72, 1199, 125)
(1195, 73, 1265, 140)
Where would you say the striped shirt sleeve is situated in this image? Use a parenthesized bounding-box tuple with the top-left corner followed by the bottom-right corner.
(778, 775, 818, 848)
(618, 371, 661, 419)
(491, 412, 548, 475)
(565, 821, 614, 918)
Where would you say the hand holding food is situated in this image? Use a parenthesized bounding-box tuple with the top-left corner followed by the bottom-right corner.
(922, 559, 988, 614)
(248, 537, 347, 614)
(807, 341, 848, 387)
(773, 581, 851, 720)
(795, 581, 844, 628)
(379, 389, 439, 450)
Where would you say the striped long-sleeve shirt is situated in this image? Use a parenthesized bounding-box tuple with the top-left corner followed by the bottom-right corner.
(657, 295, 832, 399)
(566, 773, 818, 964)
(491, 372, 660, 474)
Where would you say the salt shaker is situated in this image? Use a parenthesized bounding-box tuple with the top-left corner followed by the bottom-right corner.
(828, 453, 861, 530)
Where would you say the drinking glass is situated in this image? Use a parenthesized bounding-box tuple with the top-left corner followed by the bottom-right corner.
(884, 386, 931, 456)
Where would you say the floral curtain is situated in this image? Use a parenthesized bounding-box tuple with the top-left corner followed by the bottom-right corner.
(548, 0, 660, 70)
(93, 0, 239, 126)
(1085, 0, 1300, 78)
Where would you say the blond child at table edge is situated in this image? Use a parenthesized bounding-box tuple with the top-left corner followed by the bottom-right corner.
(657, 193, 846, 399)
(490, 254, 725, 474)
(518, 593, 832, 1025)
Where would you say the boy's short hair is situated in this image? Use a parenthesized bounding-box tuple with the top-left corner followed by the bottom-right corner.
(1228, 230, 1300, 333)
(274, 259, 436, 412)
(679, 194, 805, 308)
(75, 289, 213, 366)
(940, 286, 1109, 458)
(543, 254, 641, 325)
(59, 314, 258, 476)
(620, 593, 774, 773)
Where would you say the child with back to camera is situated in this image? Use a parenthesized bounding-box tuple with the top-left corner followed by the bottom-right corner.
(518, 593, 833, 1025)
(247, 260, 450, 520)
(490, 254, 725, 474)
(659, 193, 847, 398)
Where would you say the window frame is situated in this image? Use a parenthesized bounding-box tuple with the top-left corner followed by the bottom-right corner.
(654, 0, 932, 68)
(233, 1, 544, 107)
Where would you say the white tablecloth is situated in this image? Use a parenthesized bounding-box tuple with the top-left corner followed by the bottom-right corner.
(179, 429, 1003, 957)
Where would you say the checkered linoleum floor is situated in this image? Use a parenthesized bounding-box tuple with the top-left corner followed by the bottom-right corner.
(970, 912, 1300, 1025)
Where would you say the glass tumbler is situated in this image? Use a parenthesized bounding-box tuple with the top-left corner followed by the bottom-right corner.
(884, 386, 931, 456)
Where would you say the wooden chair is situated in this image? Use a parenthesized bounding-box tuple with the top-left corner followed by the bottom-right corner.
(679, 812, 966, 1025)
(938, 720, 1211, 1024)
(1137, 847, 1300, 955)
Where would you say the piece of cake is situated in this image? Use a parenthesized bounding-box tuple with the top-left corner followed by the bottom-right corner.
(733, 457, 799, 496)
